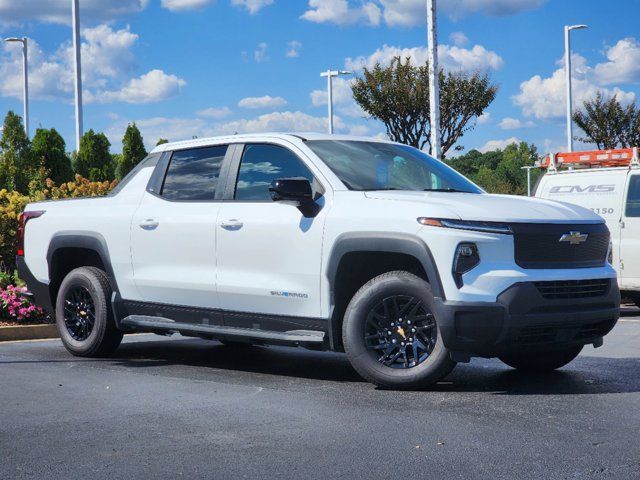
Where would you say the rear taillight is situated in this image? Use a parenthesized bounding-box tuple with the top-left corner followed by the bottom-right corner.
(17, 210, 45, 257)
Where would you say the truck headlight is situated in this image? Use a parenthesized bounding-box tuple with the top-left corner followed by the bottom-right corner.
(418, 218, 513, 235)
(453, 243, 480, 288)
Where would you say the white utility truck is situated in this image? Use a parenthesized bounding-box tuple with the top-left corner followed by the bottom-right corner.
(536, 147, 640, 305)
(18, 134, 620, 389)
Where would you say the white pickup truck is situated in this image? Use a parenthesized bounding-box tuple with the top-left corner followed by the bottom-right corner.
(17, 133, 620, 389)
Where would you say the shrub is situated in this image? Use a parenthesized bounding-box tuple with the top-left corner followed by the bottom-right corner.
(0, 284, 44, 322)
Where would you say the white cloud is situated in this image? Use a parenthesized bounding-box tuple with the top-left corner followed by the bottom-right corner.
(217, 111, 337, 134)
(254, 42, 269, 62)
(107, 117, 209, 149)
(91, 70, 186, 104)
(479, 137, 521, 153)
(238, 95, 287, 109)
(594, 37, 640, 85)
(286, 41, 302, 58)
(0, 0, 149, 24)
(477, 112, 492, 125)
(301, 0, 545, 27)
(301, 0, 381, 26)
(107, 110, 346, 150)
(498, 117, 535, 130)
(345, 43, 503, 72)
(231, 0, 273, 14)
(450, 31, 469, 47)
(196, 107, 232, 118)
(161, 0, 215, 11)
(0, 25, 185, 105)
(513, 52, 636, 119)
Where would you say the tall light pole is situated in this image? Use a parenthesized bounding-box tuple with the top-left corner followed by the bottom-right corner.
(72, 0, 84, 151)
(564, 24, 587, 152)
(427, 0, 441, 159)
(5, 37, 29, 138)
(320, 69, 352, 134)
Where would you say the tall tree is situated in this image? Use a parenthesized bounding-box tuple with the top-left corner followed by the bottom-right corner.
(573, 92, 640, 149)
(351, 56, 498, 158)
(0, 111, 33, 192)
(31, 128, 74, 184)
(156, 138, 169, 146)
(73, 129, 114, 182)
(116, 123, 147, 180)
(446, 141, 539, 195)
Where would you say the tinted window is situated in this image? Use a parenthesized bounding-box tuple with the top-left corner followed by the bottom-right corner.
(626, 175, 640, 217)
(235, 144, 315, 201)
(306, 140, 482, 193)
(161, 146, 227, 201)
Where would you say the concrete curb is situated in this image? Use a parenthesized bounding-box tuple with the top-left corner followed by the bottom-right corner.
(0, 324, 58, 342)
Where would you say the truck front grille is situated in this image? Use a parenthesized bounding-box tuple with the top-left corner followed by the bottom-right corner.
(534, 279, 610, 299)
(512, 223, 609, 269)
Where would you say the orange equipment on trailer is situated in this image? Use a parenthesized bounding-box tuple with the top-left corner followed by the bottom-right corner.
(540, 147, 640, 171)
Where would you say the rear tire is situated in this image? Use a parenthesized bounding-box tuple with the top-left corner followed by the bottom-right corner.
(56, 267, 123, 357)
(499, 345, 583, 372)
(342, 271, 456, 390)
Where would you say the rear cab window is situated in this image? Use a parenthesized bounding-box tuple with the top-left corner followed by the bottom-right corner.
(161, 145, 228, 201)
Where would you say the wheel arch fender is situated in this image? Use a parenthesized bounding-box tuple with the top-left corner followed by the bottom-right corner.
(47, 231, 120, 299)
(324, 232, 445, 350)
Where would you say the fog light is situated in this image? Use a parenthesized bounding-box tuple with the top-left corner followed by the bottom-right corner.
(453, 242, 480, 288)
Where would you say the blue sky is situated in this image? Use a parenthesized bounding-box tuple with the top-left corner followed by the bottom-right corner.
(1, 0, 639, 156)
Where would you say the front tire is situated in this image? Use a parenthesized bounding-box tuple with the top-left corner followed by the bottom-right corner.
(499, 345, 583, 372)
(342, 271, 456, 389)
(56, 267, 123, 357)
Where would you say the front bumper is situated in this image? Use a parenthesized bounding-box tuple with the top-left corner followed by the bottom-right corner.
(433, 279, 620, 358)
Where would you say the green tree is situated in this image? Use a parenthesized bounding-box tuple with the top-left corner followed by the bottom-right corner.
(73, 129, 114, 181)
(116, 123, 147, 180)
(351, 56, 498, 158)
(31, 128, 73, 184)
(573, 92, 640, 149)
(0, 111, 34, 192)
(447, 141, 540, 195)
(156, 138, 169, 146)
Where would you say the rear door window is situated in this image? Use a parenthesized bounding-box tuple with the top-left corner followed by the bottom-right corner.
(161, 145, 227, 201)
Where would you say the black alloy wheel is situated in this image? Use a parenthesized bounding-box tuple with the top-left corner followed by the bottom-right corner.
(63, 286, 96, 341)
(364, 295, 437, 369)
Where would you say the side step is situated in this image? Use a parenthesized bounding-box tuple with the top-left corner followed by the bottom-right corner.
(120, 315, 326, 348)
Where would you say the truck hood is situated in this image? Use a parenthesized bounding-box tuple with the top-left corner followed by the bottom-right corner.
(363, 191, 603, 224)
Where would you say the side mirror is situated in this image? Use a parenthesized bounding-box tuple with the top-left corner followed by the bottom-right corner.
(269, 178, 313, 203)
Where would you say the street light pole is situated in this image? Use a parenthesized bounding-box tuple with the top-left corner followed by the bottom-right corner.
(320, 70, 352, 134)
(72, 0, 84, 151)
(5, 37, 29, 138)
(521, 165, 537, 196)
(427, 0, 441, 159)
(564, 24, 587, 153)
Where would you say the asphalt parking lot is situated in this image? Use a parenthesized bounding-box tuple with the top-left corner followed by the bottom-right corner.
(1, 313, 639, 480)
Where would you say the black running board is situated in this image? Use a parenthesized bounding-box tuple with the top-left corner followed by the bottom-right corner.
(120, 315, 326, 348)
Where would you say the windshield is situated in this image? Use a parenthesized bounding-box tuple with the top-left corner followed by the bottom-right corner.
(306, 140, 482, 193)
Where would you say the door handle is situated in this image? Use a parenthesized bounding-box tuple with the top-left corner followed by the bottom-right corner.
(139, 219, 159, 230)
(220, 219, 243, 230)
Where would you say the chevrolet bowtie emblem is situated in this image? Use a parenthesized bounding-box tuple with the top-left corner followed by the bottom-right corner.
(559, 231, 588, 245)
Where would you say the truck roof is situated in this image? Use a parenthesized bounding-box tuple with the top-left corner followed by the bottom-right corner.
(150, 132, 397, 153)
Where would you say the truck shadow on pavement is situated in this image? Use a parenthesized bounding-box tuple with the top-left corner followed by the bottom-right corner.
(108, 337, 640, 395)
